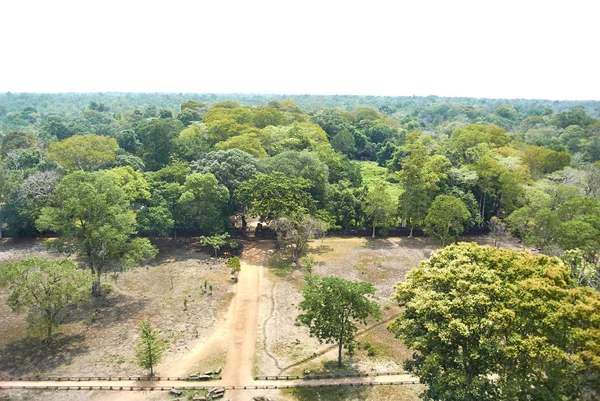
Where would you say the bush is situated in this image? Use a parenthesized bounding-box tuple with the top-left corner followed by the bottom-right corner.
(363, 340, 378, 356)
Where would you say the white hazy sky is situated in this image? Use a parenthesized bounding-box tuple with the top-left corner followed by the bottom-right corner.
(0, 0, 598, 100)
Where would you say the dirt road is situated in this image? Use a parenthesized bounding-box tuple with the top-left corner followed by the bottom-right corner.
(0, 244, 421, 400)
(220, 261, 262, 400)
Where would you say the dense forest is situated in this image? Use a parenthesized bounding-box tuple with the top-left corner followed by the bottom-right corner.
(1, 92, 599, 286)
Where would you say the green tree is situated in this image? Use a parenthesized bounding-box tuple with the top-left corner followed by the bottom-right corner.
(138, 205, 174, 239)
(398, 185, 430, 237)
(199, 232, 230, 257)
(135, 320, 168, 376)
(261, 150, 330, 204)
(505, 206, 534, 247)
(214, 132, 268, 158)
(364, 182, 396, 238)
(390, 243, 600, 401)
(297, 276, 381, 368)
(106, 166, 151, 205)
(36, 171, 157, 296)
(178, 173, 229, 234)
(135, 118, 184, 170)
(0, 258, 93, 342)
(174, 124, 210, 161)
(235, 172, 316, 222)
(424, 195, 470, 246)
(46, 134, 119, 172)
(228, 256, 241, 282)
(191, 149, 259, 205)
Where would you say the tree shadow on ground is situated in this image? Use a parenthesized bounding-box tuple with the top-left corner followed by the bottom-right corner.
(289, 386, 368, 401)
(363, 238, 395, 250)
(307, 244, 332, 255)
(291, 358, 366, 401)
(390, 237, 439, 251)
(0, 333, 88, 376)
(266, 253, 294, 278)
(61, 291, 148, 329)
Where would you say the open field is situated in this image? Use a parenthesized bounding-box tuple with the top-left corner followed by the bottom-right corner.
(0, 237, 234, 379)
(0, 234, 527, 401)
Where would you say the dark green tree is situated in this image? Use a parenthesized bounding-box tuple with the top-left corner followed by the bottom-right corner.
(297, 276, 381, 367)
(0, 258, 93, 342)
(36, 171, 157, 295)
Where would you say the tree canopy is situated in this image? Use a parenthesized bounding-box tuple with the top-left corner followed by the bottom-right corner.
(0, 258, 93, 341)
(298, 275, 381, 367)
(391, 243, 600, 401)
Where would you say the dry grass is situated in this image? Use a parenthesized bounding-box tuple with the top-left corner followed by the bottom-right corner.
(0, 238, 235, 378)
(281, 383, 425, 401)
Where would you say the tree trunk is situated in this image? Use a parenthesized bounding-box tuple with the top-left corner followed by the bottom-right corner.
(372, 225, 376, 238)
(45, 324, 52, 343)
(409, 226, 414, 238)
(92, 271, 102, 297)
(338, 331, 343, 368)
(480, 192, 487, 226)
(148, 340, 154, 376)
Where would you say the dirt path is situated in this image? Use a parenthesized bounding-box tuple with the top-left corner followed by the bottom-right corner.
(220, 261, 262, 400)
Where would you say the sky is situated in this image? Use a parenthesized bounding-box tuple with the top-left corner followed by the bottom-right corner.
(0, 0, 598, 100)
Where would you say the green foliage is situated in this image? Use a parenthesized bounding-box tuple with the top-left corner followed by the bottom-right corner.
(424, 195, 470, 246)
(364, 182, 397, 237)
(106, 166, 151, 204)
(191, 149, 259, 204)
(261, 150, 329, 204)
(134, 320, 168, 376)
(228, 256, 241, 278)
(235, 172, 316, 221)
(199, 232, 231, 257)
(175, 124, 210, 161)
(135, 118, 184, 170)
(0, 258, 93, 341)
(214, 132, 268, 158)
(46, 134, 119, 172)
(297, 275, 381, 367)
(391, 243, 600, 401)
(36, 171, 157, 295)
(178, 173, 229, 234)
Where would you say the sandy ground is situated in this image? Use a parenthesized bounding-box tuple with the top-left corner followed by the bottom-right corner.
(0, 234, 527, 401)
(0, 238, 234, 378)
(254, 236, 438, 377)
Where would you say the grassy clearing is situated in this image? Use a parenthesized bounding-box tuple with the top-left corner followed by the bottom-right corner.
(359, 161, 403, 199)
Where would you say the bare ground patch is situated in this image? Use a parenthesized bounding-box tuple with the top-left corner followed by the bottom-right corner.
(0, 238, 235, 378)
(253, 236, 440, 378)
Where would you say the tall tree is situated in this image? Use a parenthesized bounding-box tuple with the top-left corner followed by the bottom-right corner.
(36, 171, 157, 295)
(424, 195, 470, 246)
(297, 276, 381, 367)
(46, 135, 119, 172)
(391, 243, 600, 401)
(0, 258, 93, 342)
(364, 182, 396, 238)
(235, 172, 316, 222)
(135, 118, 184, 171)
(191, 149, 259, 205)
(178, 173, 229, 234)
